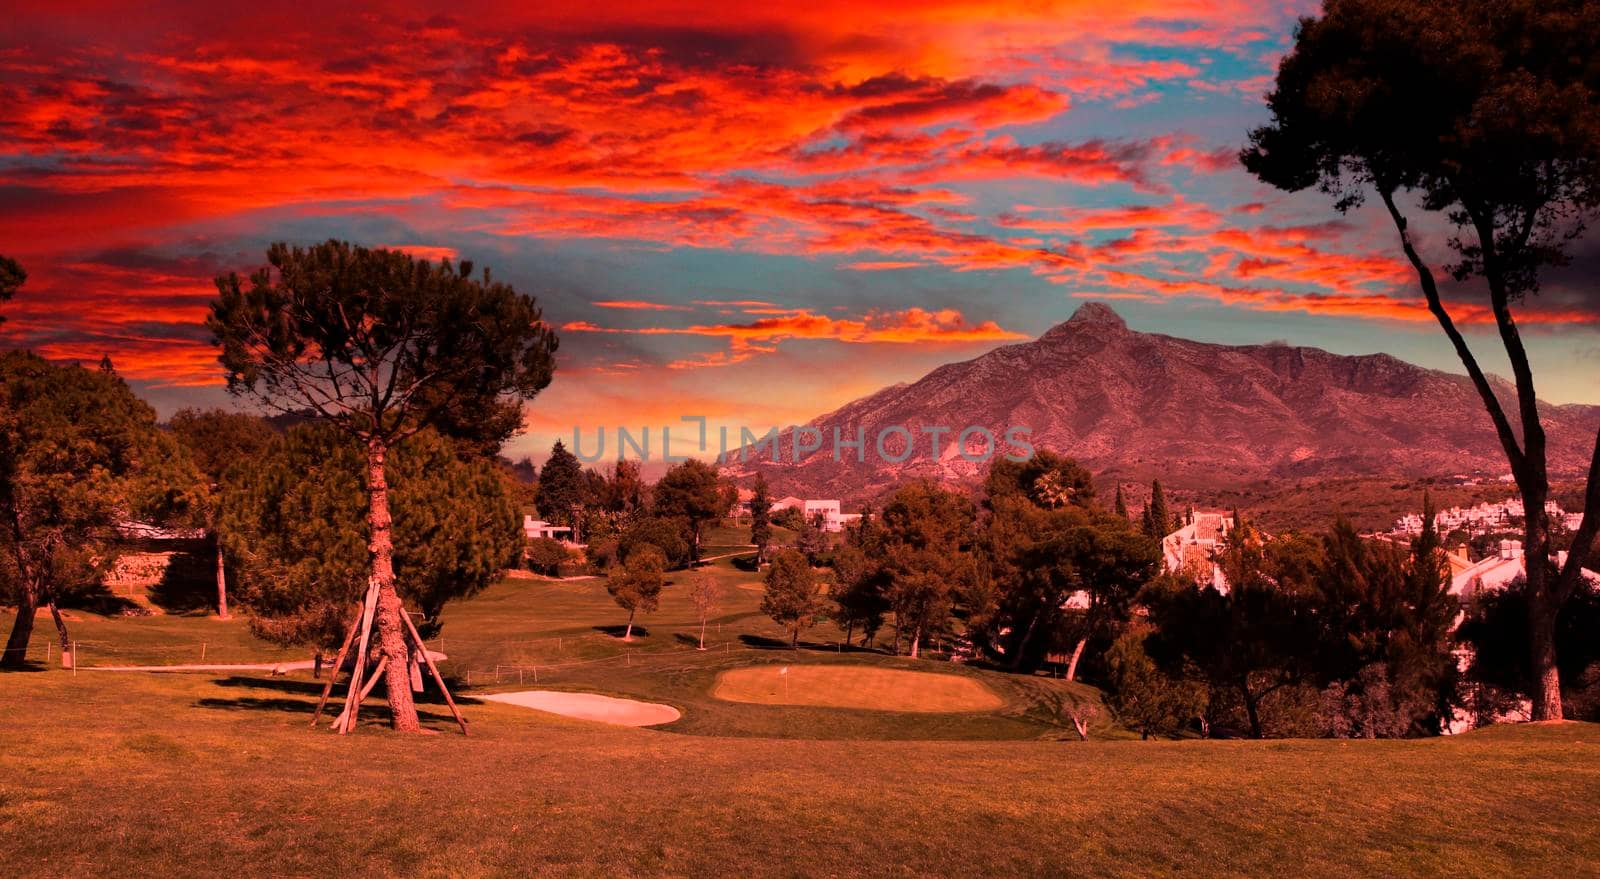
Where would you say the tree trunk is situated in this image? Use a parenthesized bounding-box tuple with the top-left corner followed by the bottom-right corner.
(698, 617, 706, 650)
(215, 538, 230, 620)
(1009, 609, 1043, 671)
(1242, 685, 1263, 739)
(1527, 583, 1563, 721)
(1518, 493, 1564, 720)
(1064, 637, 1088, 683)
(313, 649, 323, 679)
(366, 437, 420, 733)
(2, 582, 36, 668)
(909, 622, 922, 659)
(2, 503, 38, 669)
(47, 599, 71, 667)
(624, 609, 635, 642)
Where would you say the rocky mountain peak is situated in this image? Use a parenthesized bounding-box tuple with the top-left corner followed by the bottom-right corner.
(1040, 301, 1128, 341)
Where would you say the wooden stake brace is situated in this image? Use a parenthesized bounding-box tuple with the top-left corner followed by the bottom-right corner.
(317, 580, 468, 735)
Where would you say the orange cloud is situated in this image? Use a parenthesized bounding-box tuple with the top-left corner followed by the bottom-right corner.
(563, 305, 1028, 368)
(593, 299, 693, 311)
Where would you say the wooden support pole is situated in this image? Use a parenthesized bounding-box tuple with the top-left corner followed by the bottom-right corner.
(398, 607, 469, 736)
(339, 581, 381, 735)
(332, 649, 386, 732)
(310, 609, 364, 728)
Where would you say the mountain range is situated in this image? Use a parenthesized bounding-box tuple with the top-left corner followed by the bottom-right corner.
(718, 302, 1600, 502)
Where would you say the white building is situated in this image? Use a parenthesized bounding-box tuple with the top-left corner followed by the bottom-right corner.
(1393, 499, 1572, 537)
(1161, 512, 1235, 593)
(766, 496, 858, 532)
(523, 515, 573, 543)
(1444, 540, 1600, 733)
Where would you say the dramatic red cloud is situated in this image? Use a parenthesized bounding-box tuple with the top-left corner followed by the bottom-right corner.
(10, 0, 1588, 409)
(564, 304, 1028, 368)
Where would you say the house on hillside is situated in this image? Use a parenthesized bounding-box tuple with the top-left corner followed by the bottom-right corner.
(1161, 512, 1235, 593)
(523, 515, 576, 545)
(1445, 539, 1600, 733)
(748, 495, 859, 532)
(771, 496, 805, 513)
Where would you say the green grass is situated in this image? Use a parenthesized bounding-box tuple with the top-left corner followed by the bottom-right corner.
(0, 605, 304, 667)
(2, 671, 1598, 878)
(712, 664, 1006, 712)
(8, 553, 1600, 875)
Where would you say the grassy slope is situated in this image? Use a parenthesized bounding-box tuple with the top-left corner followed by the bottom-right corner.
(2, 672, 1598, 878)
(6, 522, 1600, 875)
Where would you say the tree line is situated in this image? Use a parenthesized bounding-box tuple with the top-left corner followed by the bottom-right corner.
(745, 455, 1600, 738)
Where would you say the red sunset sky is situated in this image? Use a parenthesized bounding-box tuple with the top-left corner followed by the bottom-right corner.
(4, 1, 1597, 462)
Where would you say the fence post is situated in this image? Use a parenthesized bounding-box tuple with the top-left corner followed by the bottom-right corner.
(518, 668, 524, 685)
(200, 641, 207, 662)
(534, 666, 538, 684)
(72, 641, 78, 676)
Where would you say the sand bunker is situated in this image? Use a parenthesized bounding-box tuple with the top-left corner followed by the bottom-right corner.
(712, 665, 1004, 712)
(479, 690, 681, 727)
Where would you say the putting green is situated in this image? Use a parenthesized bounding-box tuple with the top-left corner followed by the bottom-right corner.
(712, 665, 1005, 712)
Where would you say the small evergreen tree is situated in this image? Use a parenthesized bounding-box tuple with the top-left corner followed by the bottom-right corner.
(535, 439, 585, 530)
(797, 512, 828, 562)
(1114, 484, 1129, 521)
(762, 549, 821, 648)
(1144, 479, 1171, 539)
(749, 475, 772, 562)
(607, 543, 665, 641)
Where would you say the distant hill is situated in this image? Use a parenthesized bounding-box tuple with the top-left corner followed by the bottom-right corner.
(719, 302, 1600, 502)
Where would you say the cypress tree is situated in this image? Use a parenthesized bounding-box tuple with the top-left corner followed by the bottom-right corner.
(1147, 479, 1171, 538)
(749, 474, 772, 562)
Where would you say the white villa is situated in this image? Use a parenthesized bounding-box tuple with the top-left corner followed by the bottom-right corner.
(766, 496, 860, 533)
(1161, 512, 1235, 593)
(522, 515, 574, 543)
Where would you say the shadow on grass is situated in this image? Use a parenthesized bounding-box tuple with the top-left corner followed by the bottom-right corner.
(58, 584, 145, 617)
(592, 624, 650, 640)
(195, 695, 470, 731)
(737, 634, 793, 650)
(196, 675, 487, 719)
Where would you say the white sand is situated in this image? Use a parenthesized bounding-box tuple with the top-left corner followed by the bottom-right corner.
(479, 690, 681, 727)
